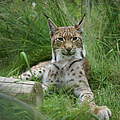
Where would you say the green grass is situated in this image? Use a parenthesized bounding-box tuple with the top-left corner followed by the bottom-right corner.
(40, 93, 97, 120)
(0, 0, 120, 120)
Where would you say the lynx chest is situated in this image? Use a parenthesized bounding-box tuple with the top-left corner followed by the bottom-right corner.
(43, 59, 86, 88)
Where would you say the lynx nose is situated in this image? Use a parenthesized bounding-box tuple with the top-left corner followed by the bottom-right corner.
(66, 47, 72, 52)
(64, 42, 73, 52)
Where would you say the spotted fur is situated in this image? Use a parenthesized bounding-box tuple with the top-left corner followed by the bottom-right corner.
(20, 16, 111, 120)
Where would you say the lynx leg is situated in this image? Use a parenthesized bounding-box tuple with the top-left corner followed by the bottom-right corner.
(73, 80, 111, 120)
(19, 61, 49, 80)
(19, 67, 44, 80)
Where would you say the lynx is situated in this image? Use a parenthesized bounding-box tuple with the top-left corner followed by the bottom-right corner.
(20, 16, 111, 120)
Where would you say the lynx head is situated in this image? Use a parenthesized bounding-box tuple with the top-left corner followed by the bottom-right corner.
(48, 15, 86, 62)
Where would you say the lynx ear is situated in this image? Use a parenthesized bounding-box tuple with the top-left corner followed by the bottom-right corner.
(48, 18, 57, 35)
(75, 14, 85, 32)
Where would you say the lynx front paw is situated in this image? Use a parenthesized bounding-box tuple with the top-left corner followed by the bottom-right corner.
(19, 72, 32, 80)
(93, 106, 111, 120)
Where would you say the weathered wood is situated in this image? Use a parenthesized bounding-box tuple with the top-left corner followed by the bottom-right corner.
(0, 76, 43, 106)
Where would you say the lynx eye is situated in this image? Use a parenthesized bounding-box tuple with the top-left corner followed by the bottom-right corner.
(73, 37, 78, 41)
(57, 37, 64, 42)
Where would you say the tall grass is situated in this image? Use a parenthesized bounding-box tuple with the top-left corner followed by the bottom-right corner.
(83, 1, 120, 119)
(0, 0, 120, 120)
(0, 0, 49, 75)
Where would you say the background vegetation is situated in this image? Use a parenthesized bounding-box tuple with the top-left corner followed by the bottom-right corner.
(0, 0, 120, 120)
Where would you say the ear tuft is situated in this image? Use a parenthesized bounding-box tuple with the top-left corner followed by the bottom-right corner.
(78, 14, 85, 26)
(75, 14, 85, 32)
(48, 18, 57, 35)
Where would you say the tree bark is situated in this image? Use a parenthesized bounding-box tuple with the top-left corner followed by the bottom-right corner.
(0, 76, 43, 106)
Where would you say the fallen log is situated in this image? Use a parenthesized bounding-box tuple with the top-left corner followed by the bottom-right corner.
(0, 76, 43, 106)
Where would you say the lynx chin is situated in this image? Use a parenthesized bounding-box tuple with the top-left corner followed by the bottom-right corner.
(20, 15, 111, 120)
